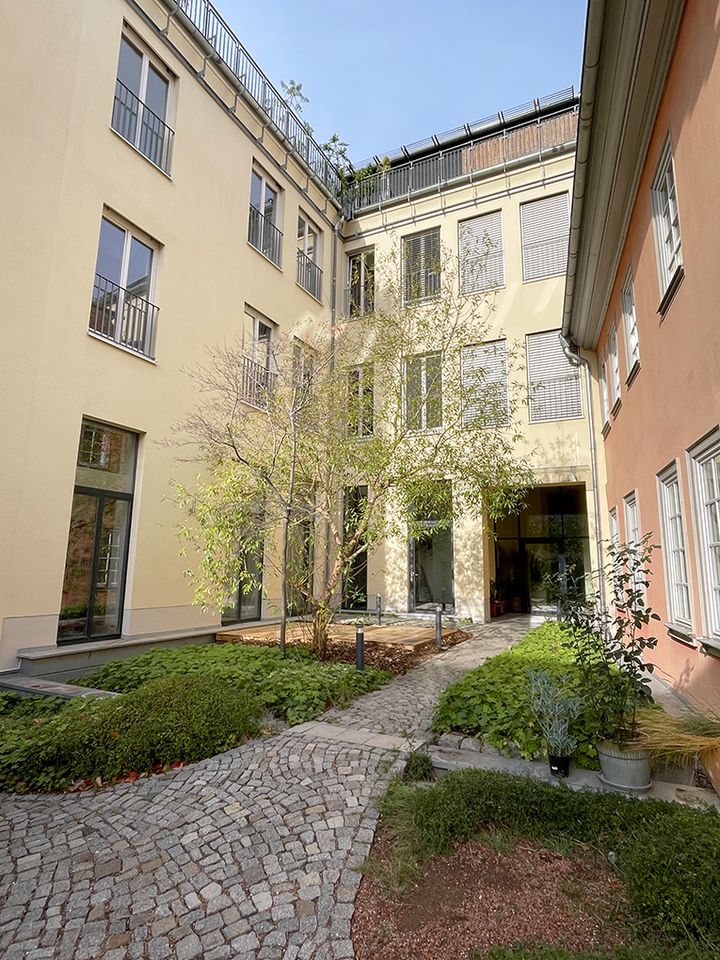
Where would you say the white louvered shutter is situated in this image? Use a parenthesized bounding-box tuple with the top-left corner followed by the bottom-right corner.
(459, 211, 504, 294)
(403, 228, 441, 303)
(526, 330, 582, 422)
(521, 194, 570, 281)
(462, 340, 508, 426)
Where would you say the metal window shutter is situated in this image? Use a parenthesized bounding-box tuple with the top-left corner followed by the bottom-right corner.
(526, 329, 582, 422)
(459, 212, 504, 293)
(403, 228, 440, 300)
(521, 194, 569, 281)
(462, 340, 508, 426)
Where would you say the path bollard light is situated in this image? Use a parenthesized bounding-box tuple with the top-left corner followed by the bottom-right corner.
(435, 604, 443, 650)
(375, 593, 382, 626)
(355, 623, 365, 671)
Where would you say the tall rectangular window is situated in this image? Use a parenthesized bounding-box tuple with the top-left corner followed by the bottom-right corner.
(346, 249, 375, 316)
(607, 323, 621, 407)
(406, 353, 442, 430)
(90, 215, 158, 359)
(520, 193, 569, 281)
(348, 365, 374, 437)
(248, 168, 282, 266)
(112, 34, 173, 172)
(651, 138, 682, 297)
(621, 269, 640, 374)
(609, 507, 619, 546)
(462, 340, 508, 427)
(624, 491, 640, 545)
(241, 308, 276, 408)
(658, 465, 691, 626)
(598, 351, 610, 426)
(690, 431, 720, 638)
(458, 211, 504, 293)
(526, 329, 582, 423)
(402, 228, 441, 304)
(297, 213, 322, 300)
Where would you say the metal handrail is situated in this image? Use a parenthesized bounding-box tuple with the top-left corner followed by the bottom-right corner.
(174, 0, 341, 198)
(248, 205, 283, 266)
(239, 353, 276, 408)
(296, 249, 323, 301)
(112, 79, 174, 172)
(89, 274, 158, 359)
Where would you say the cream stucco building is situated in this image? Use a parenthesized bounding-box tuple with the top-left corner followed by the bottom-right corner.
(0, 0, 605, 676)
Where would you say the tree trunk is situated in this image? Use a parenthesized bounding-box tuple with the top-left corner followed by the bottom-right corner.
(311, 602, 331, 660)
(278, 504, 290, 656)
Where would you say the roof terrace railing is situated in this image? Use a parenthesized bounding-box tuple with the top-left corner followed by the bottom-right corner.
(174, 0, 342, 199)
(344, 96, 579, 216)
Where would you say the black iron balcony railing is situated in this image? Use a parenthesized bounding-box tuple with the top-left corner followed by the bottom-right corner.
(174, 0, 341, 199)
(240, 353, 276, 409)
(89, 274, 158, 360)
(248, 205, 283, 266)
(296, 250, 323, 301)
(111, 80, 174, 173)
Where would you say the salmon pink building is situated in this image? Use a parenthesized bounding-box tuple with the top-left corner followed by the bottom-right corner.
(564, 0, 720, 721)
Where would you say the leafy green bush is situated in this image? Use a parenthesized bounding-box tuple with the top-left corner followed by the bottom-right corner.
(0, 675, 261, 793)
(479, 946, 713, 960)
(380, 769, 720, 944)
(402, 749, 434, 782)
(0, 692, 67, 723)
(433, 622, 615, 767)
(79, 643, 390, 724)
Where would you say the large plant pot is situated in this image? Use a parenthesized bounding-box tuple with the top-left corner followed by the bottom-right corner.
(597, 740, 652, 794)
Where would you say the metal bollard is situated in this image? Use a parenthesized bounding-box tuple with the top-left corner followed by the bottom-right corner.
(355, 623, 365, 671)
(375, 593, 382, 626)
(435, 604, 443, 650)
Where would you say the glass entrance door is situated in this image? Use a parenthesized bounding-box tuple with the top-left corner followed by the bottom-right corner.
(410, 526, 454, 611)
(525, 541, 563, 614)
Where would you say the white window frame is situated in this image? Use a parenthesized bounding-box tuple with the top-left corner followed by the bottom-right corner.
(688, 429, 720, 639)
(244, 307, 276, 371)
(607, 322, 621, 409)
(598, 350, 610, 426)
(346, 248, 374, 317)
(621, 268, 640, 376)
(348, 364, 374, 438)
(608, 507, 619, 546)
(624, 490, 640, 546)
(297, 213, 320, 264)
(651, 137, 683, 298)
(251, 167, 281, 227)
(458, 210, 504, 294)
(657, 462, 692, 628)
(405, 352, 442, 431)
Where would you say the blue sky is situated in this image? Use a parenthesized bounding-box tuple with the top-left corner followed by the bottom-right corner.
(220, 0, 587, 163)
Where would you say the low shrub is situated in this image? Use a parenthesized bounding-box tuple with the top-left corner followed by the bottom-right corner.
(379, 769, 720, 945)
(0, 692, 67, 723)
(79, 643, 390, 724)
(480, 946, 713, 959)
(0, 674, 261, 793)
(433, 622, 615, 767)
(402, 749, 434, 782)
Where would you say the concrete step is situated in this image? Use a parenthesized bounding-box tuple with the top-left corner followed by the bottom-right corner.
(0, 672, 118, 700)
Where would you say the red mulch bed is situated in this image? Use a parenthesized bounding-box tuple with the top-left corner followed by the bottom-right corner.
(224, 629, 471, 675)
(353, 830, 632, 960)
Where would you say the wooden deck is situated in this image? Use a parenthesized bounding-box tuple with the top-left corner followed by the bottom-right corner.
(217, 621, 457, 651)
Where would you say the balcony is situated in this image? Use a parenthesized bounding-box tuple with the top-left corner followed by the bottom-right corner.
(248, 205, 282, 267)
(111, 80, 174, 173)
(296, 250, 322, 301)
(89, 275, 158, 359)
(345, 91, 578, 216)
(239, 354, 275, 409)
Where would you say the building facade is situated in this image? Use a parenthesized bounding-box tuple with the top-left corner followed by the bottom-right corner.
(563, 0, 720, 724)
(0, 0, 604, 674)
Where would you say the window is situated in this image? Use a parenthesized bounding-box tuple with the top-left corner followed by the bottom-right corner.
(459, 211, 504, 293)
(402, 228, 441, 304)
(651, 138, 682, 297)
(406, 353, 442, 430)
(293, 339, 315, 394)
(112, 34, 173, 172)
(624, 491, 640, 546)
(525, 330, 582, 423)
(609, 507, 619, 546)
(462, 340, 509, 427)
(241, 309, 276, 408)
(348, 366, 374, 437)
(346, 249, 375, 316)
(689, 431, 720, 638)
(621, 269, 640, 374)
(297, 214, 323, 300)
(248, 168, 282, 266)
(90, 215, 158, 359)
(520, 193, 570, 281)
(607, 322, 621, 407)
(598, 351, 610, 426)
(658, 464, 691, 626)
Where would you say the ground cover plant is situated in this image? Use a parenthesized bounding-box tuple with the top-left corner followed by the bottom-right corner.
(78, 643, 390, 724)
(375, 769, 720, 946)
(480, 948, 714, 959)
(433, 622, 613, 767)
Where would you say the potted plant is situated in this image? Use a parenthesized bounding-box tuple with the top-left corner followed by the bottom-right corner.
(527, 669, 581, 777)
(557, 536, 659, 793)
(489, 580, 499, 618)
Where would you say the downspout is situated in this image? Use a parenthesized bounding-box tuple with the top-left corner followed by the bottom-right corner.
(559, 333, 606, 610)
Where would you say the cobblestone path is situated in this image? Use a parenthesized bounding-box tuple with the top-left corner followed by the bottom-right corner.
(0, 617, 534, 960)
